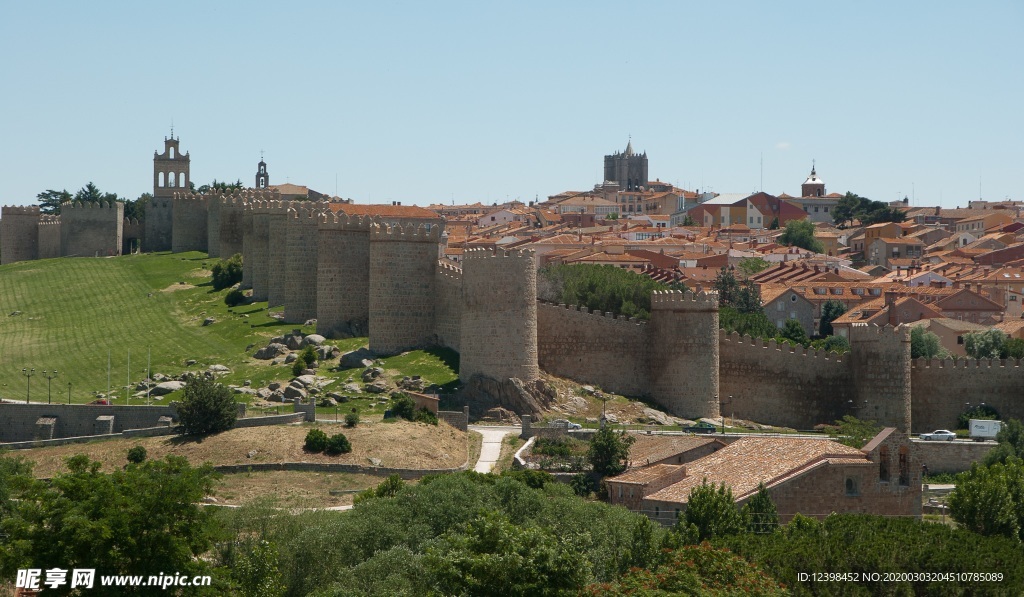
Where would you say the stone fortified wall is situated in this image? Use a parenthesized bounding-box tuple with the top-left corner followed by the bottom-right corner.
(0, 404, 178, 443)
(537, 302, 649, 397)
(37, 216, 62, 259)
(206, 192, 223, 258)
(849, 324, 912, 432)
(434, 261, 463, 352)
(283, 203, 324, 323)
(911, 358, 1024, 432)
(171, 193, 209, 253)
(265, 200, 290, 307)
(460, 249, 539, 382)
(719, 331, 854, 429)
(649, 290, 720, 419)
(368, 222, 440, 355)
(1, 205, 41, 264)
(251, 202, 270, 301)
(144, 197, 172, 252)
(219, 195, 246, 260)
(60, 201, 124, 257)
(317, 211, 374, 338)
(122, 217, 144, 254)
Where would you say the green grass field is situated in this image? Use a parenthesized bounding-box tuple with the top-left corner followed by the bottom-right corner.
(0, 252, 460, 405)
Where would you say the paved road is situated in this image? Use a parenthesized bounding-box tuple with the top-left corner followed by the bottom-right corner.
(469, 425, 520, 473)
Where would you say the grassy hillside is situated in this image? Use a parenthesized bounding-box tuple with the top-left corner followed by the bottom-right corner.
(0, 252, 457, 404)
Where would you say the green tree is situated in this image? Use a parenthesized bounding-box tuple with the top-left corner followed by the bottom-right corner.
(910, 325, 948, 359)
(587, 427, 635, 477)
(957, 403, 1000, 430)
(778, 318, 809, 346)
(424, 511, 590, 596)
(177, 374, 238, 435)
(682, 479, 745, 542)
(74, 181, 119, 204)
(539, 264, 684, 320)
(735, 279, 763, 314)
(231, 539, 286, 597)
(6, 455, 219, 594)
(123, 192, 151, 221)
(712, 267, 741, 308)
(964, 329, 1008, 359)
(741, 483, 779, 534)
(325, 433, 352, 455)
(304, 428, 329, 452)
(777, 219, 824, 253)
(984, 419, 1024, 466)
(736, 257, 770, 279)
(126, 445, 147, 464)
(1003, 338, 1024, 359)
(211, 253, 244, 290)
(196, 179, 244, 194)
(680, 214, 697, 226)
(826, 415, 882, 448)
(831, 192, 863, 228)
(949, 458, 1024, 542)
(35, 189, 72, 214)
(818, 299, 847, 337)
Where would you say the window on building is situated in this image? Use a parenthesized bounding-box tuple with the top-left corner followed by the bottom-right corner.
(824, 207, 829, 212)
(757, 216, 762, 224)
(814, 206, 820, 212)
(777, 302, 785, 311)
(777, 319, 784, 328)
(898, 447, 910, 486)
(870, 288, 882, 296)
(852, 288, 864, 295)
(957, 336, 964, 344)
(845, 477, 859, 496)
(879, 446, 890, 482)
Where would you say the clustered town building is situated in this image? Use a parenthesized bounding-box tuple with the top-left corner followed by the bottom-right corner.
(3, 134, 1023, 523)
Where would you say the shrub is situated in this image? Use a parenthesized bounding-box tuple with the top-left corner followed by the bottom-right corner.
(224, 288, 247, 307)
(533, 437, 573, 458)
(176, 375, 237, 436)
(587, 427, 635, 477)
(291, 360, 305, 377)
(345, 411, 360, 428)
(325, 433, 352, 455)
(126, 445, 147, 464)
(414, 407, 438, 426)
(390, 393, 416, 420)
(211, 253, 243, 291)
(304, 429, 329, 453)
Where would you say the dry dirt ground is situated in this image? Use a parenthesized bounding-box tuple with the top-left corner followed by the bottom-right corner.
(19, 420, 469, 478)
(213, 471, 383, 508)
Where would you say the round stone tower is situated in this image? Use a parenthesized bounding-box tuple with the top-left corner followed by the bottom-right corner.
(283, 203, 325, 324)
(367, 222, 439, 355)
(317, 211, 375, 338)
(459, 248, 539, 383)
(648, 289, 720, 419)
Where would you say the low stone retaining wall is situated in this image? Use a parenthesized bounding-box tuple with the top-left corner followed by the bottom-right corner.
(439, 407, 470, 431)
(212, 459, 469, 480)
(915, 439, 996, 474)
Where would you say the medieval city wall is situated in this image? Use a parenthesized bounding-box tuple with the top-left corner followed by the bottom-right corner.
(251, 203, 270, 301)
(1, 205, 41, 264)
(171, 193, 208, 253)
(266, 201, 289, 307)
(317, 212, 373, 338)
(434, 261, 463, 352)
(283, 204, 324, 323)
(849, 324, 913, 432)
(536, 302, 649, 397)
(460, 249, 538, 382)
(649, 291, 720, 419)
(144, 197, 173, 252)
(37, 217, 61, 259)
(122, 217, 144, 254)
(206, 193, 222, 258)
(368, 222, 439, 355)
(910, 358, 1024, 433)
(60, 201, 124, 258)
(219, 196, 246, 260)
(241, 206, 254, 289)
(719, 331, 854, 430)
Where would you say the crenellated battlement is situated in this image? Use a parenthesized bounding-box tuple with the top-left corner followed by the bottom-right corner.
(38, 215, 61, 226)
(59, 201, 122, 211)
(650, 289, 719, 310)
(848, 323, 911, 346)
(1, 205, 41, 216)
(288, 202, 328, 223)
(369, 221, 441, 242)
(319, 211, 376, 231)
(912, 356, 1024, 370)
(171, 192, 210, 206)
(719, 329, 847, 362)
(462, 247, 535, 261)
(536, 300, 647, 327)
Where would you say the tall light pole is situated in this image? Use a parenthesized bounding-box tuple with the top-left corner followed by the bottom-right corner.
(42, 370, 58, 404)
(22, 368, 35, 404)
(68, 381, 72, 404)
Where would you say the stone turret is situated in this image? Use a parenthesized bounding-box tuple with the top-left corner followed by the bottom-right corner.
(60, 200, 124, 258)
(283, 203, 326, 323)
(1, 205, 41, 264)
(648, 290, 720, 419)
(265, 199, 290, 307)
(460, 248, 539, 383)
(850, 324, 912, 432)
(171, 193, 208, 253)
(250, 201, 271, 301)
(317, 211, 375, 338)
(367, 222, 441, 355)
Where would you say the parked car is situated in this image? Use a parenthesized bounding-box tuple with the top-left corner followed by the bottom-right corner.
(920, 429, 956, 441)
(685, 421, 717, 435)
(551, 419, 582, 430)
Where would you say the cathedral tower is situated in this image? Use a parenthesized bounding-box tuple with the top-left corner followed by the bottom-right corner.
(801, 161, 826, 197)
(255, 157, 269, 189)
(603, 140, 649, 191)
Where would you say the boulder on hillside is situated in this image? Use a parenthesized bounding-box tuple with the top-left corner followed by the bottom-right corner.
(151, 381, 186, 396)
(254, 343, 288, 360)
(316, 345, 339, 361)
(293, 374, 317, 388)
(284, 385, 307, 400)
(208, 364, 230, 374)
(302, 334, 326, 347)
(361, 367, 384, 382)
(365, 380, 389, 394)
(284, 353, 299, 363)
(286, 335, 304, 351)
(340, 347, 375, 369)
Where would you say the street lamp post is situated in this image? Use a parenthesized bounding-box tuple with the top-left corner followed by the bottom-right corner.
(42, 370, 58, 404)
(68, 381, 72, 404)
(22, 368, 35, 404)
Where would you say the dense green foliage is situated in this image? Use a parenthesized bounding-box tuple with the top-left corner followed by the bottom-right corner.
(777, 219, 824, 253)
(984, 419, 1024, 465)
(736, 257, 770, 279)
(818, 299, 846, 337)
(949, 458, 1024, 543)
(810, 334, 850, 353)
(304, 429, 329, 452)
(717, 514, 1024, 595)
(778, 319, 809, 346)
(225, 288, 247, 307)
(825, 415, 882, 448)
(345, 411, 360, 428)
(588, 427, 635, 477)
(742, 483, 780, 535)
(583, 543, 788, 596)
(719, 306, 778, 339)
(713, 267, 761, 313)
(325, 433, 353, 455)
(911, 325, 949, 359)
(388, 393, 438, 425)
(1, 455, 221, 594)
(958, 403, 1000, 430)
(539, 264, 684, 320)
(965, 329, 1009, 359)
(681, 480, 746, 542)
(833, 192, 907, 227)
(126, 445, 147, 464)
(212, 253, 244, 291)
(177, 374, 238, 435)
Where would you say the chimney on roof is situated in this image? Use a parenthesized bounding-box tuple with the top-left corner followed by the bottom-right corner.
(935, 206, 941, 216)
(814, 264, 820, 273)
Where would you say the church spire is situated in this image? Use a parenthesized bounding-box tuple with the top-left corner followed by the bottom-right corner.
(625, 137, 633, 156)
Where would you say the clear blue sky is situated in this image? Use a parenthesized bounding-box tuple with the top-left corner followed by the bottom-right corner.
(2, 1, 1021, 209)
